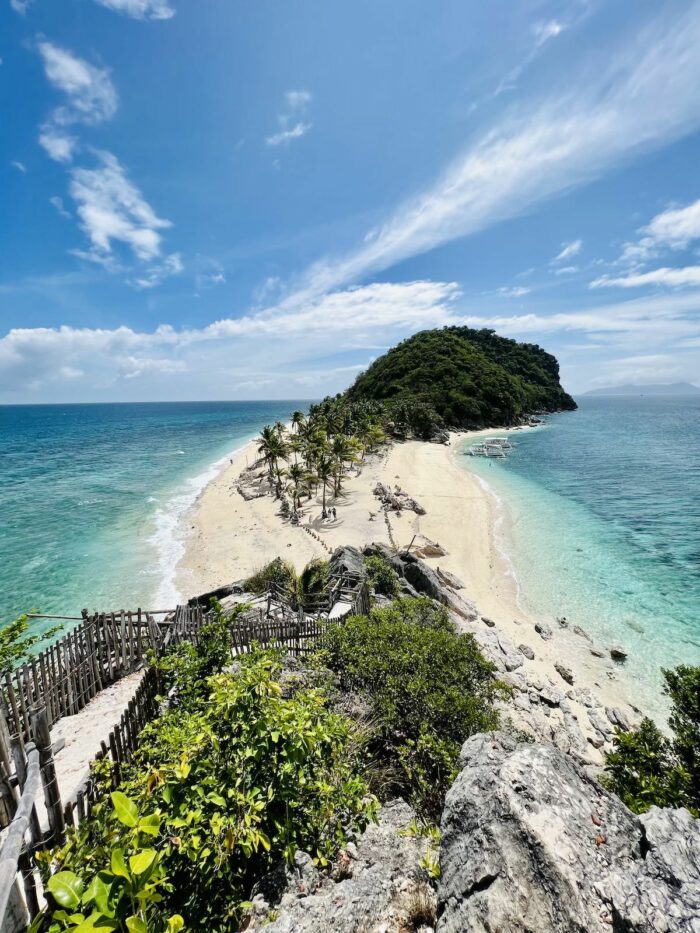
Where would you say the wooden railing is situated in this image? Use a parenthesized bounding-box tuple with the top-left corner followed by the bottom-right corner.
(0, 576, 370, 930)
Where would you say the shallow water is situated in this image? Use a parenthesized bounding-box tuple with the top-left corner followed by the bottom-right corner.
(0, 401, 306, 632)
(458, 397, 700, 710)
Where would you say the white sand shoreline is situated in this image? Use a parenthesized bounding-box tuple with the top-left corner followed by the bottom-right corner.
(173, 427, 645, 762)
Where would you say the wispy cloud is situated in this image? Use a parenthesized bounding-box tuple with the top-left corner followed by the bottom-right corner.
(49, 195, 71, 218)
(616, 197, 700, 267)
(265, 89, 312, 147)
(38, 42, 118, 127)
(37, 42, 117, 162)
(496, 286, 531, 297)
(91, 0, 175, 19)
(9, 0, 33, 14)
(69, 150, 172, 263)
(285, 2, 700, 304)
(130, 253, 183, 289)
(552, 239, 582, 263)
(11, 160, 27, 173)
(591, 266, 700, 289)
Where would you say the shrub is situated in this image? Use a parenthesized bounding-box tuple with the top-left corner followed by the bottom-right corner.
(317, 597, 502, 817)
(363, 555, 400, 598)
(48, 650, 376, 932)
(603, 665, 700, 816)
(297, 558, 330, 607)
(245, 557, 297, 597)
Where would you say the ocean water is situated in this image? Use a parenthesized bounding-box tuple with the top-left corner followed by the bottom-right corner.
(459, 396, 700, 711)
(0, 401, 307, 633)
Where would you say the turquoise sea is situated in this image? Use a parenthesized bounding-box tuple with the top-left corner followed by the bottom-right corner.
(459, 396, 700, 711)
(0, 402, 307, 632)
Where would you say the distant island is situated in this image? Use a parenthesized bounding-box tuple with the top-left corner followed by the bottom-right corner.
(585, 382, 700, 397)
(345, 326, 577, 430)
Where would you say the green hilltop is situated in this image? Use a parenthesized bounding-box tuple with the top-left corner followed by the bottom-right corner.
(345, 326, 576, 429)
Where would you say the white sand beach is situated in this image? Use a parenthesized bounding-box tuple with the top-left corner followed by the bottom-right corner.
(175, 431, 641, 746)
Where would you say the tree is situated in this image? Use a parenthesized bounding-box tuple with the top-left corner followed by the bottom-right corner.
(291, 410, 306, 433)
(315, 454, 334, 517)
(0, 613, 60, 677)
(285, 463, 310, 514)
(603, 664, 700, 816)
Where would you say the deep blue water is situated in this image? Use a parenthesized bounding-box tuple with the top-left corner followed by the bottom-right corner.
(459, 396, 700, 708)
(0, 401, 307, 630)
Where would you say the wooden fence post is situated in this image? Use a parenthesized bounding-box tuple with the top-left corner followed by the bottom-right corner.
(30, 707, 65, 848)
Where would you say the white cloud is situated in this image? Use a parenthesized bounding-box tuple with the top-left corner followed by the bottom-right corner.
(266, 89, 312, 146)
(11, 160, 27, 173)
(496, 286, 531, 297)
(591, 266, 700, 289)
(38, 126, 78, 163)
(265, 123, 312, 147)
(49, 195, 71, 218)
(69, 150, 172, 262)
(617, 197, 700, 267)
(10, 0, 33, 14)
(92, 0, 175, 19)
(533, 19, 564, 46)
(38, 42, 118, 126)
(286, 2, 700, 303)
(552, 239, 582, 263)
(555, 265, 578, 275)
(130, 253, 183, 289)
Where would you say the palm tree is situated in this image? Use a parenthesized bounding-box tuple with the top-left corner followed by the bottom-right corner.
(274, 420, 287, 439)
(291, 410, 306, 433)
(257, 425, 278, 478)
(316, 454, 334, 518)
(258, 426, 288, 496)
(285, 462, 310, 513)
(331, 434, 360, 495)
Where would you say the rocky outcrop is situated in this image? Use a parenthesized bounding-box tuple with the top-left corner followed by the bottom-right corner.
(236, 463, 274, 500)
(329, 545, 366, 579)
(437, 731, 700, 933)
(249, 799, 436, 932)
(373, 482, 427, 515)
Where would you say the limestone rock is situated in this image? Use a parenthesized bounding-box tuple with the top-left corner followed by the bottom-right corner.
(518, 644, 535, 661)
(329, 545, 365, 579)
(260, 799, 433, 932)
(437, 731, 700, 933)
(610, 645, 628, 662)
(437, 567, 465, 590)
(535, 622, 553, 641)
(554, 661, 574, 685)
(481, 616, 496, 628)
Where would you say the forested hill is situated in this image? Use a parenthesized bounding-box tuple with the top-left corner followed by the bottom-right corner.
(345, 327, 576, 428)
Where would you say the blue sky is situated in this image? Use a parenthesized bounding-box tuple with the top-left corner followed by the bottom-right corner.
(3, 0, 700, 402)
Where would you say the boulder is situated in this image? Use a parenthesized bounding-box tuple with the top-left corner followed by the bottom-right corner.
(437, 731, 700, 932)
(403, 560, 446, 603)
(518, 644, 535, 661)
(437, 568, 465, 590)
(259, 799, 434, 932)
(554, 661, 574, 685)
(535, 622, 553, 641)
(610, 645, 628, 662)
(329, 545, 365, 579)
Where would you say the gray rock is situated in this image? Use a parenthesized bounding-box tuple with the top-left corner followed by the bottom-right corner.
(261, 799, 433, 932)
(554, 661, 574, 685)
(610, 645, 628, 662)
(481, 616, 496, 628)
(573, 625, 592, 642)
(538, 686, 563, 707)
(404, 560, 447, 603)
(329, 545, 366, 579)
(437, 731, 700, 933)
(535, 622, 553, 641)
(437, 567, 465, 590)
(518, 644, 535, 661)
(606, 706, 632, 732)
(556, 616, 569, 628)
(590, 647, 606, 658)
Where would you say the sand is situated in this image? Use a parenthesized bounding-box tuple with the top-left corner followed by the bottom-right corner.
(176, 430, 638, 725)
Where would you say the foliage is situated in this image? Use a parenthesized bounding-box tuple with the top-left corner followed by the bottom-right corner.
(46, 638, 376, 932)
(0, 613, 61, 676)
(363, 555, 400, 598)
(603, 665, 700, 816)
(32, 794, 183, 933)
(317, 597, 503, 817)
(245, 558, 297, 598)
(297, 559, 330, 607)
(345, 326, 577, 429)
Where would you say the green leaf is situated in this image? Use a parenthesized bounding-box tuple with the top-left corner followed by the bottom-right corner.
(167, 917, 185, 933)
(129, 849, 156, 876)
(137, 813, 161, 837)
(126, 918, 148, 933)
(110, 849, 130, 880)
(83, 876, 113, 916)
(111, 791, 139, 828)
(47, 871, 84, 909)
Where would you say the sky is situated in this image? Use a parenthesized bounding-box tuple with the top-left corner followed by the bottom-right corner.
(3, 0, 700, 402)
